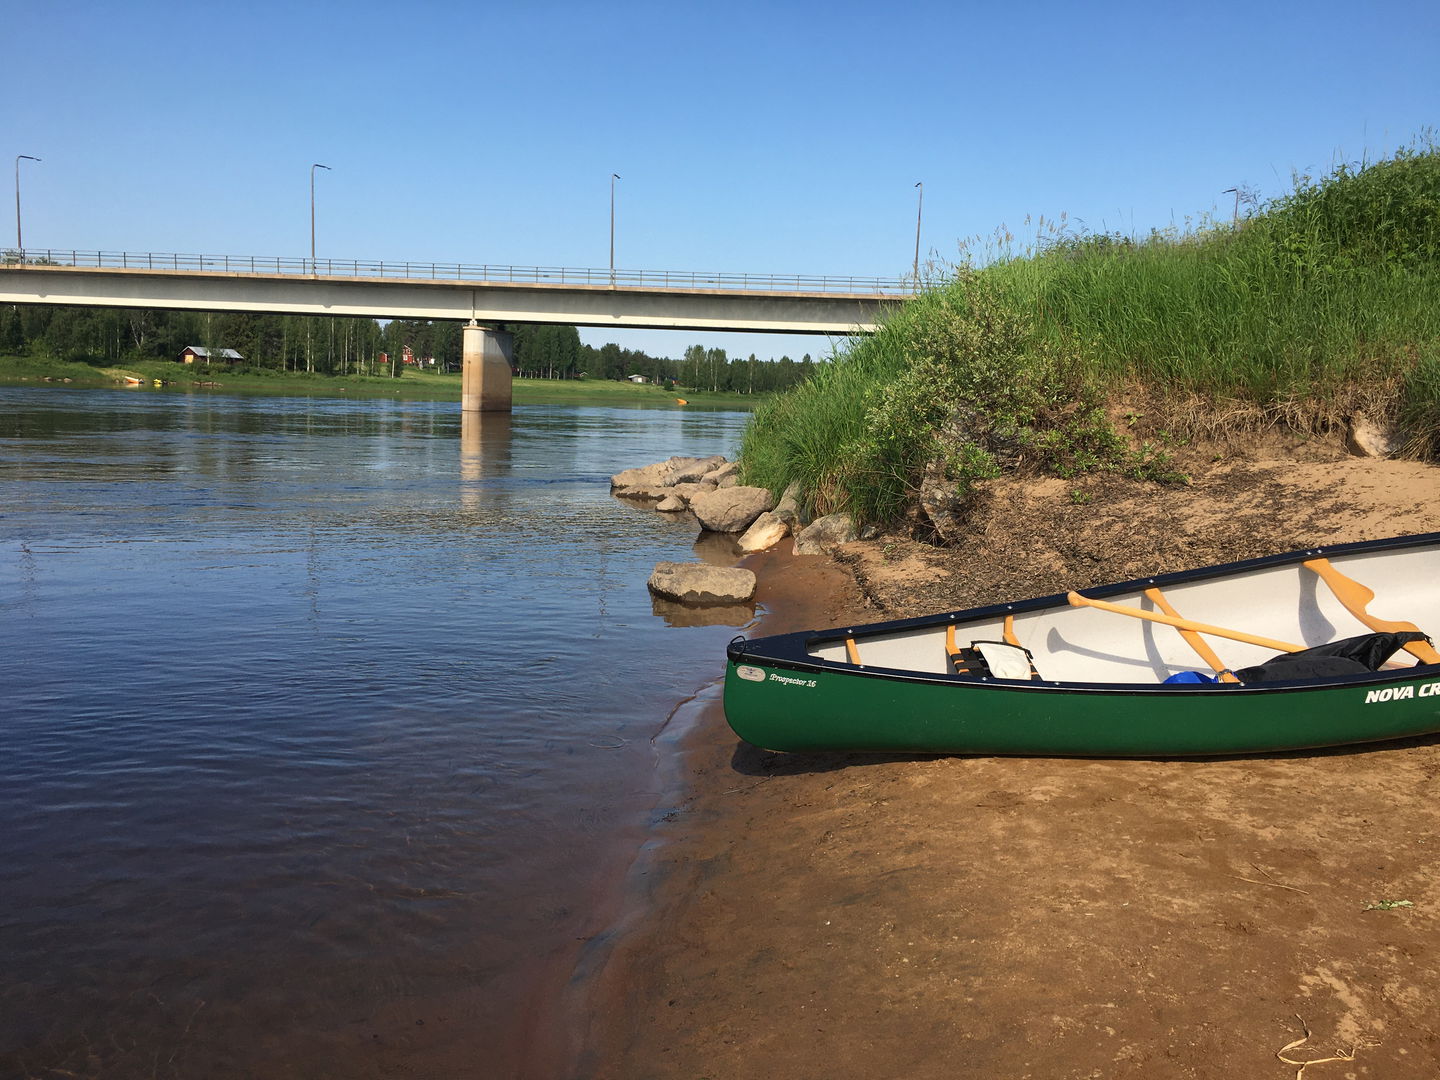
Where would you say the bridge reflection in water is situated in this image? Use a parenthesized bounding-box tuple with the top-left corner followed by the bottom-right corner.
(459, 410, 514, 511)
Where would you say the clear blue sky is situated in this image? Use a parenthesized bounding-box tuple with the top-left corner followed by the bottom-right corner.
(7, 0, 1437, 361)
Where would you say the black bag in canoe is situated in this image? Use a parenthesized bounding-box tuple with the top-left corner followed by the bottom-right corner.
(1233, 631, 1431, 684)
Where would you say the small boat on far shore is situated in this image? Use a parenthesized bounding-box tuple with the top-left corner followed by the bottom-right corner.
(724, 532, 1440, 757)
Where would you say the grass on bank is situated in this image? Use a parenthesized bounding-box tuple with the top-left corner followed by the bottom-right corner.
(0, 356, 760, 409)
(743, 137, 1440, 530)
(0, 354, 450, 395)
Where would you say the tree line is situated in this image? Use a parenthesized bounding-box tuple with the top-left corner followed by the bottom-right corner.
(1, 304, 820, 391)
(513, 325, 819, 392)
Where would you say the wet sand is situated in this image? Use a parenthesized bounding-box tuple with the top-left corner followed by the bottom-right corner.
(578, 445, 1440, 1079)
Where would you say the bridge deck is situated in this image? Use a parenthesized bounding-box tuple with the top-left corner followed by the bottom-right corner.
(1, 251, 911, 334)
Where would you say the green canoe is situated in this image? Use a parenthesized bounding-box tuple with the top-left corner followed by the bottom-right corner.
(724, 532, 1440, 757)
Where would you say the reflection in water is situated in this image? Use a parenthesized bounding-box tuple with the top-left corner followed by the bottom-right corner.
(459, 410, 515, 513)
(649, 595, 757, 628)
(693, 530, 746, 565)
(0, 387, 750, 1079)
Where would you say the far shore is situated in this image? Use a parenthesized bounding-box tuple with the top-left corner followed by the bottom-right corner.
(0, 357, 762, 409)
(577, 434, 1440, 1080)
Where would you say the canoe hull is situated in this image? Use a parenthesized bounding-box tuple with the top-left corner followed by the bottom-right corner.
(724, 658, 1440, 756)
(724, 531, 1440, 756)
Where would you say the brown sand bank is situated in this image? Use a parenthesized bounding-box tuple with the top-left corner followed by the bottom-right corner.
(581, 441, 1440, 1079)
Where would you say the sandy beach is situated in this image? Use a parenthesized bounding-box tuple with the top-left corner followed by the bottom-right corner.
(579, 437, 1440, 1079)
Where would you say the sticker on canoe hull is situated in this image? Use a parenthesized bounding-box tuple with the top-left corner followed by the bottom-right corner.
(1365, 681, 1440, 703)
(736, 665, 766, 682)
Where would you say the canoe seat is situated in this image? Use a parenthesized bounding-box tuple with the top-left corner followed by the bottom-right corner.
(949, 639, 1039, 681)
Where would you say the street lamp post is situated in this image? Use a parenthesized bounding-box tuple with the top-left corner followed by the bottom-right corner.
(609, 173, 621, 286)
(912, 181, 924, 292)
(310, 162, 331, 269)
(15, 155, 41, 253)
(1223, 187, 1239, 229)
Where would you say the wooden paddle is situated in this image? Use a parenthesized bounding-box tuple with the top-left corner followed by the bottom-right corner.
(1066, 591, 1305, 653)
(1142, 587, 1241, 683)
(1302, 558, 1440, 664)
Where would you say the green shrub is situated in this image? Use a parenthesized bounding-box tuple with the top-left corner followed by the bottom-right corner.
(743, 274, 1183, 527)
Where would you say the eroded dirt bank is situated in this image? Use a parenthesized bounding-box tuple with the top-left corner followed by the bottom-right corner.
(579, 439, 1440, 1080)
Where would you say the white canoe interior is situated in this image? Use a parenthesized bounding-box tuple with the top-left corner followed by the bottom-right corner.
(808, 545, 1440, 685)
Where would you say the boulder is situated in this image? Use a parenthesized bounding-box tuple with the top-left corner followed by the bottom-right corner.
(793, 513, 857, 555)
(691, 485, 776, 534)
(655, 495, 686, 512)
(918, 466, 968, 546)
(647, 561, 757, 605)
(665, 455, 728, 485)
(611, 460, 674, 489)
(613, 455, 725, 489)
(738, 511, 789, 553)
(1346, 414, 1401, 459)
(701, 461, 741, 486)
(773, 482, 805, 528)
(670, 481, 718, 505)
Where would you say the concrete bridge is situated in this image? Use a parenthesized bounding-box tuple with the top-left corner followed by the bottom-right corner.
(0, 250, 911, 411)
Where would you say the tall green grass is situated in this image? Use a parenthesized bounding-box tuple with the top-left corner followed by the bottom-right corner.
(999, 137, 1440, 410)
(741, 319, 907, 520)
(743, 137, 1440, 527)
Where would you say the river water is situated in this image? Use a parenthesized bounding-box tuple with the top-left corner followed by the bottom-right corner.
(0, 386, 751, 1078)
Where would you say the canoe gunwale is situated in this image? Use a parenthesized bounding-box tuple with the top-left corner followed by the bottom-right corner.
(728, 530, 1440, 697)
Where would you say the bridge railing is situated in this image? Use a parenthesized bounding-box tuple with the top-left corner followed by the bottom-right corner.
(1, 248, 914, 295)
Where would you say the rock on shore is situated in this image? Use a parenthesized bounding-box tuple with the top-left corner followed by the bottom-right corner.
(612, 456, 787, 546)
(690, 486, 775, 534)
(611, 456, 733, 494)
(738, 511, 788, 554)
(646, 562, 757, 605)
(615, 456, 795, 611)
(792, 512, 856, 555)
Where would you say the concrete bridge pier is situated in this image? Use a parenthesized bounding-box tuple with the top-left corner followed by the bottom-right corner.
(461, 321, 514, 412)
